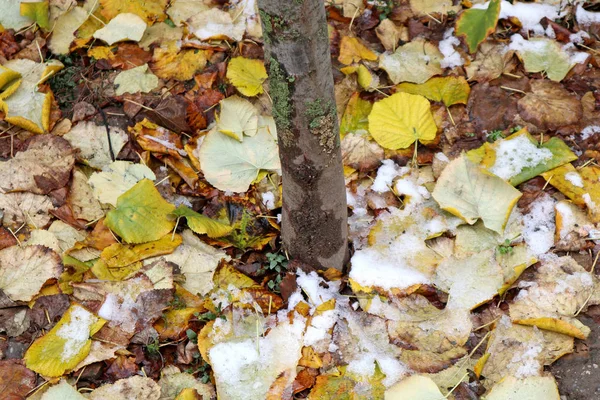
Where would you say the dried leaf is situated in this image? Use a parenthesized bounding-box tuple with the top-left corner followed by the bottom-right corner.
(93, 13, 147, 45)
(88, 161, 156, 207)
(114, 64, 158, 96)
(517, 80, 582, 131)
(379, 39, 443, 84)
(338, 36, 378, 65)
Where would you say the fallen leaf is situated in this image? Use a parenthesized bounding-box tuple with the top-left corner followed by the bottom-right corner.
(89, 375, 161, 399)
(150, 42, 208, 81)
(486, 375, 560, 400)
(20, 1, 50, 29)
(88, 161, 156, 207)
(158, 365, 215, 400)
(0, 245, 62, 302)
(368, 92, 437, 150)
(340, 92, 372, 137)
(139, 22, 183, 50)
(410, 0, 460, 16)
(172, 205, 232, 238)
(63, 121, 128, 170)
(396, 76, 471, 108)
(166, 0, 209, 26)
(199, 126, 281, 193)
(432, 155, 522, 233)
(455, 0, 501, 53)
(41, 380, 86, 399)
(0, 360, 37, 399)
(338, 36, 378, 65)
(187, 8, 245, 42)
(0, 192, 55, 230)
(47, 6, 88, 54)
(24, 304, 105, 377)
(517, 80, 582, 131)
(0, 0, 34, 30)
(114, 64, 159, 96)
(542, 164, 600, 221)
(384, 374, 444, 400)
(466, 129, 577, 185)
(105, 179, 176, 244)
(93, 13, 147, 45)
(216, 95, 259, 141)
(68, 169, 105, 222)
(465, 42, 516, 82)
(226, 56, 267, 97)
(99, 0, 168, 24)
(379, 39, 443, 84)
(341, 131, 385, 172)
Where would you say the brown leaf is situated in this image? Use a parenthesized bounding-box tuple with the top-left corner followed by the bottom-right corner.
(0, 360, 36, 399)
(145, 95, 191, 134)
(186, 89, 224, 131)
(0, 31, 20, 60)
(468, 83, 518, 132)
(0, 227, 17, 250)
(106, 356, 140, 381)
(341, 132, 385, 172)
(518, 80, 583, 131)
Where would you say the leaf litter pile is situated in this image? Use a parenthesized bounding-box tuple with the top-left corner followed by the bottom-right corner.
(2, 0, 600, 399)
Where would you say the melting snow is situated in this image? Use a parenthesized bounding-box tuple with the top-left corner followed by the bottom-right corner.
(489, 135, 553, 180)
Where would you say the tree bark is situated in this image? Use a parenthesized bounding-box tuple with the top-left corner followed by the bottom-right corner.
(258, 0, 348, 270)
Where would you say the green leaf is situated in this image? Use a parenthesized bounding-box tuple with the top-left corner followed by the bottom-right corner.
(105, 179, 176, 243)
(172, 205, 233, 238)
(466, 129, 577, 186)
(432, 155, 522, 234)
(340, 92, 372, 137)
(396, 76, 471, 107)
(455, 0, 501, 53)
(20, 1, 49, 29)
(509, 35, 576, 82)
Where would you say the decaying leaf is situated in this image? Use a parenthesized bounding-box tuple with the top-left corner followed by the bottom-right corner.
(0, 192, 55, 229)
(64, 121, 128, 170)
(88, 161, 156, 207)
(465, 42, 516, 82)
(0, 245, 62, 302)
(105, 179, 176, 243)
(114, 64, 159, 96)
(24, 304, 105, 377)
(379, 39, 443, 84)
(88, 375, 161, 399)
(432, 155, 522, 233)
(517, 80, 582, 131)
(341, 132, 385, 172)
(368, 92, 437, 150)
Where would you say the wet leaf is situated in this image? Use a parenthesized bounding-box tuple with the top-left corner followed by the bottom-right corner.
(105, 179, 176, 243)
(455, 0, 501, 53)
(368, 92, 437, 150)
(340, 92, 372, 137)
(432, 156, 522, 233)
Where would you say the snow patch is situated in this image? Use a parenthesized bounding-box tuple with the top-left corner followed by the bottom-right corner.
(371, 160, 407, 193)
(56, 306, 98, 361)
(522, 194, 556, 255)
(489, 134, 553, 180)
(581, 126, 600, 141)
(439, 29, 464, 69)
(565, 171, 584, 188)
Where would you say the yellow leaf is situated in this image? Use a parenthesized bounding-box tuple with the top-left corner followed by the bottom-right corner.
(0, 65, 21, 97)
(172, 206, 233, 238)
(20, 1, 49, 29)
(155, 307, 202, 340)
(368, 92, 437, 150)
(512, 317, 588, 340)
(379, 39, 443, 84)
(91, 234, 182, 281)
(100, 0, 168, 24)
(150, 42, 207, 81)
(385, 375, 444, 400)
(226, 57, 267, 97)
(105, 179, 176, 243)
(338, 36, 378, 65)
(432, 156, 522, 233)
(396, 76, 471, 107)
(213, 262, 255, 290)
(486, 376, 560, 400)
(24, 304, 105, 377)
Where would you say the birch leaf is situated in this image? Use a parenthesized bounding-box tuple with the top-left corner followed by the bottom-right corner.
(226, 57, 267, 97)
(105, 179, 176, 243)
(24, 304, 105, 377)
(172, 206, 233, 238)
(432, 156, 522, 233)
(455, 0, 501, 53)
(0, 245, 62, 302)
(368, 92, 437, 150)
(199, 127, 280, 193)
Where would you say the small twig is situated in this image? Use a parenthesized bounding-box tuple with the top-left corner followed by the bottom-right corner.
(500, 86, 526, 94)
(575, 291, 594, 316)
(97, 106, 115, 162)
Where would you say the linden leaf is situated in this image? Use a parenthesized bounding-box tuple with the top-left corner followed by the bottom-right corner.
(486, 376, 560, 400)
(517, 80, 582, 131)
(465, 42, 517, 82)
(188, 8, 245, 41)
(99, 0, 168, 24)
(47, 6, 88, 55)
(340, 92, 372, 137)
(199, 126, 281, 193)
(396, 76, 471, 107)
(466, 128, 577, 186)
(105, 179, 176, 243)
(338, 36, 378, 65)
(93, 13, 147, 45)
(114, 64, 158, 96)
(63, 121, 128, 170)
(89, 376, 161, 399)
(385, 375, 444, 400)
(432, 156, 522, 233)
(20, 1, 49, 29)
(88, 161, 156, 207)
(368, 92, 437, 150)
(379, 39, 443, 84)
(172, 206, 233, 238)
(455, 0, 501, 53)
(0, 245, 62, 302)
(24, 304, 105, 377)
(226, 57, 267, 97)
(150, 41, 207, 81)
(0, 0, 34, 30)
(509, 35, 580, 82)
(216, 95, 259, 141)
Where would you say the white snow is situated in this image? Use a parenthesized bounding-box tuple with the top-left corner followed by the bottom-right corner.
(394, 178, 430, 204)
(511, 342, 543, 378)
(583, 193, 597, 213)
(261, 191, 275, 210)
(576, 5, 600, 26)
(581, 126, 600, 141)
(56, 305, 98, 361)
(296, 270, 340, 306)
(97, 291, 139, 334)
(371, 160, 407, 193)
(521, 194, 556, 255)
(434, 152, 449, 162)
(439, 29, 464, 69)
(489, 135, 553, 180)
(475, 1, 563, 36)
(304, 309, 338, 346)
(570, 31, 590, 44)
(565, 171, 584, 188)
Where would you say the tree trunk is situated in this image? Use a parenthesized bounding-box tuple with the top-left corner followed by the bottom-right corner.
(258, 0, 348, 271)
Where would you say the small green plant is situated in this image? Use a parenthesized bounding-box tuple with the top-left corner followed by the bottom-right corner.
(497, 239, 514, 255)
(186, 359, 212, 384)
(487, 129, 505, 142)
(194, 303, 226, 322)
(509, 125, 522, 134)
(168, 294, 186, 310)
(186, 329, 198, 344)
(145, 338, 160, 355)
(259, 252, 289, 292)
(465, 132, 476, 138)
(373, 0, 396, 20)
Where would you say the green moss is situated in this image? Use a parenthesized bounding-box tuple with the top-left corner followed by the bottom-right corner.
(268, 57, 293, 144)
(305, 99, 335, 129)
(259, 10, 300, 43)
